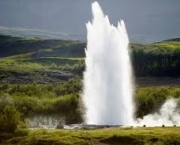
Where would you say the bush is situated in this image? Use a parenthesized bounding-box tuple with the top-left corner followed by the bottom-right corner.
(53, 94, 83, 124)
(14, 97, 42, 116)
(0, 105, 26, 133)
(0, 94, 13, 112)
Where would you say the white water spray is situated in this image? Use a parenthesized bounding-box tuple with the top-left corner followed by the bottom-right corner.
(82, 1, 134, 125)
(136, 98, 180, 127)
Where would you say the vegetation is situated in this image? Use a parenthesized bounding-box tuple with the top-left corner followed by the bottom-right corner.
(131, 42, 180, 76)
(0, 80, 180, 125)
(0, 105, 26, 134)
(0, 34, 85, 84)
(1, 34, 180, 83)
(0, 34, 85, 58)
(1, 34, 180, 144)
(0, 78, 83, 124)
(0, 94, 27, 134)
(135, 86, 180, 117)
(1, 127, 180, 145)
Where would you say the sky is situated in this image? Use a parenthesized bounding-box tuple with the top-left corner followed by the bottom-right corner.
(0, 0, 180, 42)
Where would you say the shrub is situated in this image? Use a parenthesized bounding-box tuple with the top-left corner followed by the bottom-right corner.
(0, 94, 13, 112)
(14, 97, 42, 116)
(0, 105, 26, 133)
(53, 94, 83, 124)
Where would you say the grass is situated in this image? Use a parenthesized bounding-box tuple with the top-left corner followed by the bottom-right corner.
(131, 41, 180, 55)
(153, 41, 180, 49)
(1, 127, 180, 145)
(0, 53, 47, 73)
(0, 54, 83, 83)
(25, 57, 84, 66)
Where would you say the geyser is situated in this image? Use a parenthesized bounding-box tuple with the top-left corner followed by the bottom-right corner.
(82, 1, 134, 125)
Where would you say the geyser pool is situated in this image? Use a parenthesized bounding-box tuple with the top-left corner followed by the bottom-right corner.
(82, 1, 134, 125)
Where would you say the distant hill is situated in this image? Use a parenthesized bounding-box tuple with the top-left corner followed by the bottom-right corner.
(0, 26, 70, 40)
(0, 34, 85, 58)
(163, 38, 180, 42)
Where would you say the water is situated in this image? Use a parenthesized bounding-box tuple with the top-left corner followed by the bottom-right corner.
(82, 2, 134, 125)
(25, 115, 64, 129)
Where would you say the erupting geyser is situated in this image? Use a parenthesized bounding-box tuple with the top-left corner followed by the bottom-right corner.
(82, 1, 134, 125)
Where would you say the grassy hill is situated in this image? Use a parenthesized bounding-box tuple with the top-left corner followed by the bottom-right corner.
(1, 34, 180, 84)
(0, 34, 85, 58)
(0, 34, 86, 83)
(163, 38, 180, 42)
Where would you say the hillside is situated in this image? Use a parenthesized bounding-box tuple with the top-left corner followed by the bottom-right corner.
(0, 34, 85, 58)
(0, 34, 85, 84)
(163, 38, 180, 42)
(1, 34, 180, 84)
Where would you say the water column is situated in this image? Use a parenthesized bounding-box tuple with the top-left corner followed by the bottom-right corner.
(82, 1, 134, 125)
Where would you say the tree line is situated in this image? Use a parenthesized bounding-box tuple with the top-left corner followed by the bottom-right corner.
(131, 42, 180, 76)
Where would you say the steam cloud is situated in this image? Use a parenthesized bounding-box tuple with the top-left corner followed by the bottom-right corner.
(136, 98, 180, 126)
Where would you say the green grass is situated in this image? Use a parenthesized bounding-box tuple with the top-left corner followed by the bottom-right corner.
(131, 41, 180, 54)
(0, 34, 85, 80)
(25, 57, 84, 66)
(142, 41, 180, 54)
(0, 58, 46, 73)
(153, 41, 180, 49)
(2, 127, 180, 145)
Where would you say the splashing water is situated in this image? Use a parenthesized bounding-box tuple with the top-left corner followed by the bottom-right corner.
(82, 1, 134, 125)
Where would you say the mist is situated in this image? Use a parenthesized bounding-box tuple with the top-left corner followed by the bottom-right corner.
(136, 98, 180, 127)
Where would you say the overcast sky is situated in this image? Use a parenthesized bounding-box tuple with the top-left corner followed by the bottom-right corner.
(0, 0, 180, 42)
